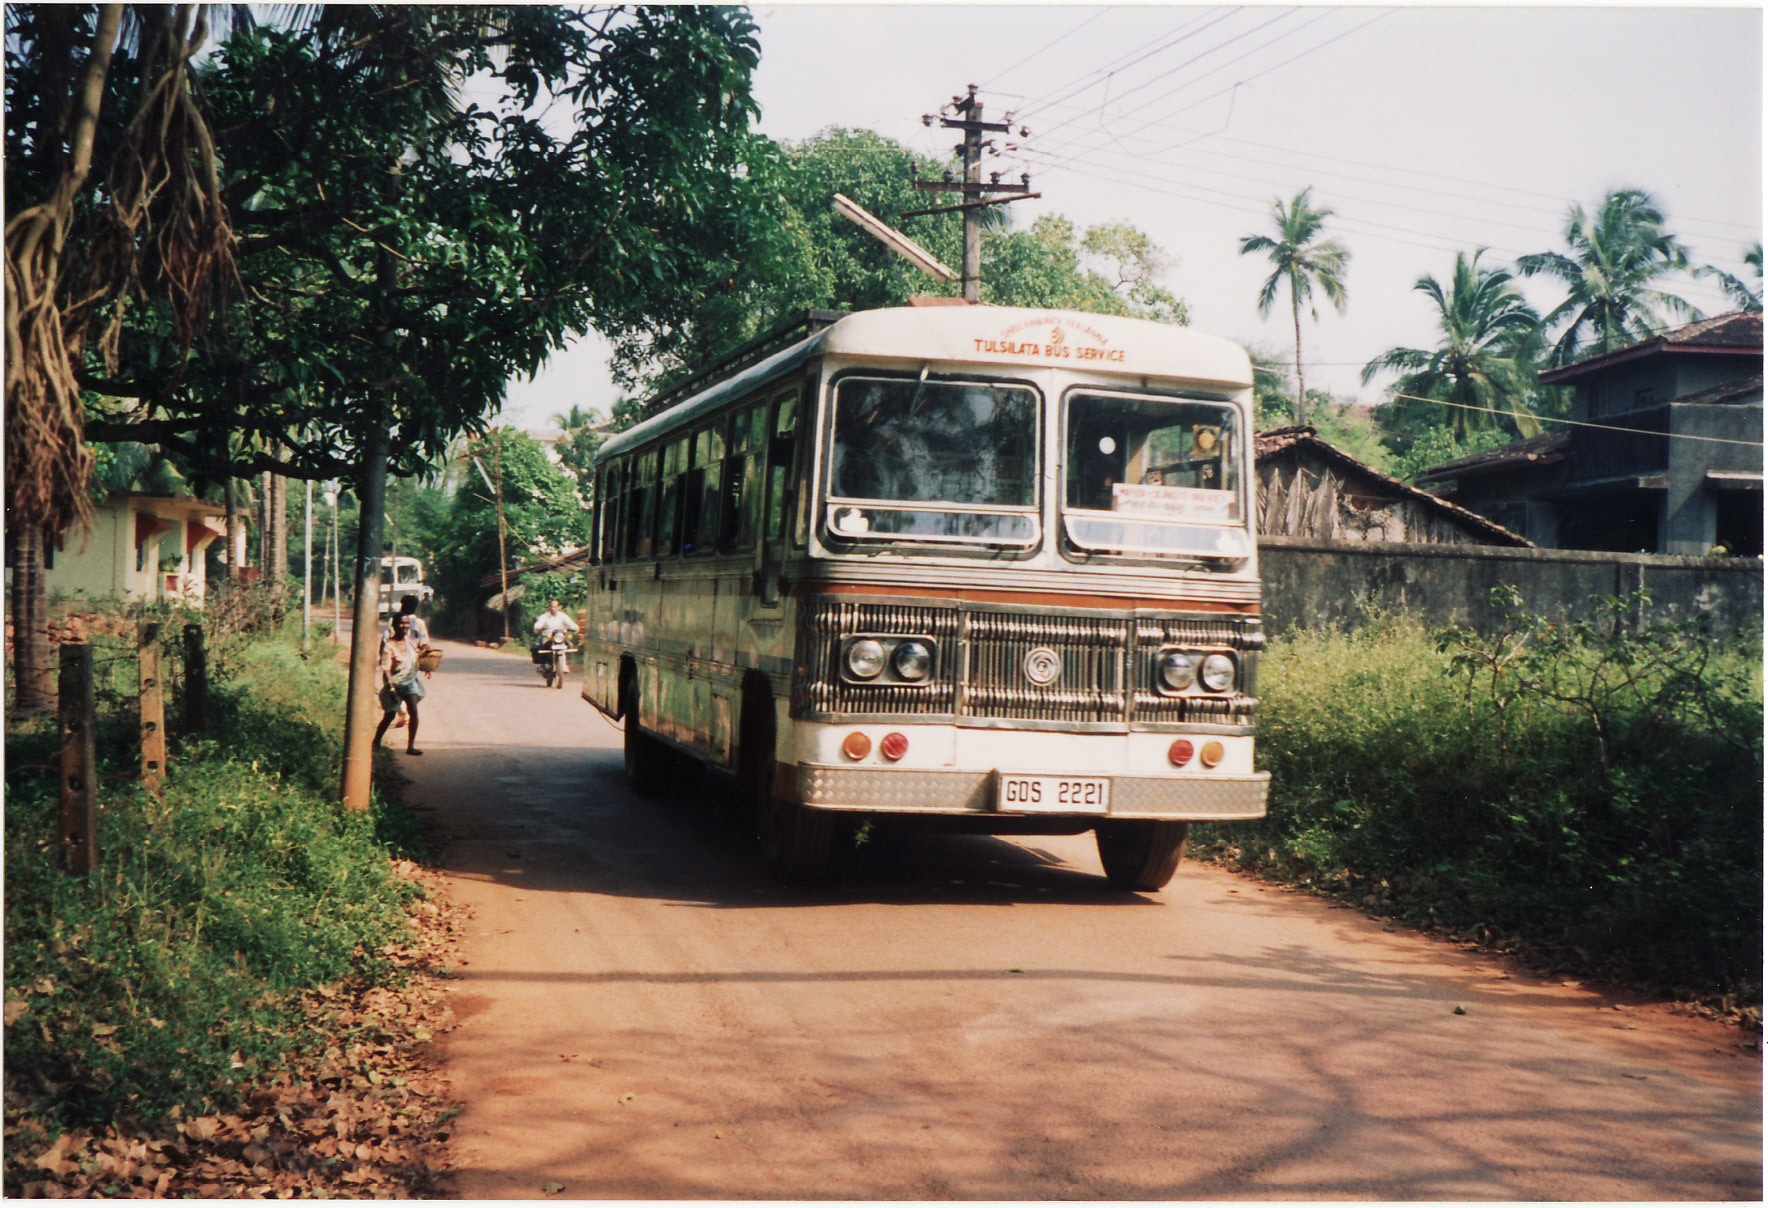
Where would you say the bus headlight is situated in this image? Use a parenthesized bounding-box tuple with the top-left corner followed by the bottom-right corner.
(1199, 653, 1235, 692)
(1158, 651, 1196, 691)
(846, 639, 886, 680)
(892, 640, 934, 682)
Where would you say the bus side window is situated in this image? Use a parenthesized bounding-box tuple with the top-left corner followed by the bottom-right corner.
(766, 390, 798, 543)
(726, 402, 767, 551)
(690, 423, 725, 554)
(594, 462, 615, 564)
(656, 438, 688, 557)
(629, 450, 657, 560)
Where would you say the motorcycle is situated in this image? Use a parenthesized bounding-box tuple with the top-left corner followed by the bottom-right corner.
(533, 631, 574, 689)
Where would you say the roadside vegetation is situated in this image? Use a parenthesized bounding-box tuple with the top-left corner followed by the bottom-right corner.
(1194, 589, 1763, 1016)
(3, 616, 457, 1196)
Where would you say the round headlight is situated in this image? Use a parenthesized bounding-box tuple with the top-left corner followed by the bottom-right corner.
(846, 639, 886, 680)
(892, 640, 933, 682)
(1158, 651, 1196, 691)
(1199, 653, 1235, 692)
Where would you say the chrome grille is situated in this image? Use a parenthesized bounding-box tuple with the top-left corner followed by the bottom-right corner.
(960, 612, 1129, 724)
(794, 597, 1262, 729)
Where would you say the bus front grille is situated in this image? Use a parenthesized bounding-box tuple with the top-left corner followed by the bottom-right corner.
(794, 598, 1259, 729)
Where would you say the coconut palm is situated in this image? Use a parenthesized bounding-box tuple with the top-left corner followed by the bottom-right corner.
(1239, 187, 1350, 426)
(1517, 189, 1702, 366)
(1699, 243, 1763, 314)
(1363, 250, 1544, 440)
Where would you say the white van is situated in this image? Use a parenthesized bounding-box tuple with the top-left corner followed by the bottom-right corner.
(377, 556, 433, 615)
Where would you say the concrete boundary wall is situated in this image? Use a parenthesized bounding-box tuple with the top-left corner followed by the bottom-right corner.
(1258, 537, 1764, 635)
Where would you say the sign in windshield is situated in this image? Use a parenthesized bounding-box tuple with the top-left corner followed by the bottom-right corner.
(1063, 392, 1249, 562)
(826, 375, 1039, 548)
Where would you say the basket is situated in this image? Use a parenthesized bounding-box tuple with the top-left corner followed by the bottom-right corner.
(416, 647, 444, 674)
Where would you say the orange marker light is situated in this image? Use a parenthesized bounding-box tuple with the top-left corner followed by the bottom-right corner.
(1168, 739, 1194, 768)
(841, 731, 872, 761)
(1199, 740, 1225, 768)
(880, 732, 909, 762)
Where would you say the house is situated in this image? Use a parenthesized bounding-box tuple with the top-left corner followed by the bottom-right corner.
(1255, 426, 1531, 546)
(36, 492, 230, 606)
(1418, 312, 1763, 556)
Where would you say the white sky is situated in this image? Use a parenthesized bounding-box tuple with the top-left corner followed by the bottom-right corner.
(498, 3, 1763, 431)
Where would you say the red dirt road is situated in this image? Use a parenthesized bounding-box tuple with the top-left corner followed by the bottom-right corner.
(401, 638, 1761, 1200)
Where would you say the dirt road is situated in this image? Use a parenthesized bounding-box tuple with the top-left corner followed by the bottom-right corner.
(401, 638, 1760, 1200)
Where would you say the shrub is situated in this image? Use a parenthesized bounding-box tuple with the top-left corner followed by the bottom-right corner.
(3, 624, 421, 1129)
(1197, 593, 1763, 1002)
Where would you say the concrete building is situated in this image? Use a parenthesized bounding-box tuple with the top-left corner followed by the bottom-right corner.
(35, 492, 230, 606)
(1419, 313, 1763, 556)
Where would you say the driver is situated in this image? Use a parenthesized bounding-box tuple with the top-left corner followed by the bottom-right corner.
(532, 599, 581, 673)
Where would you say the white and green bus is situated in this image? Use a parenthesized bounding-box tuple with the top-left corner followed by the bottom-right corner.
(582, 305, 1268, 887)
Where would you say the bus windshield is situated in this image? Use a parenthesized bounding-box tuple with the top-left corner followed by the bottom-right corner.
(1062, 391, 1250, 561)
(825, 375, 1039, 547)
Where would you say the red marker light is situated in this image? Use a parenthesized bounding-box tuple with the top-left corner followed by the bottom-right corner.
(880, 732, 909, 762)
(1168, 739, 1194, 767)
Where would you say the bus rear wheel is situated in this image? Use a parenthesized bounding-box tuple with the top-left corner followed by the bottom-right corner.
(1095, 820, 1189, 892)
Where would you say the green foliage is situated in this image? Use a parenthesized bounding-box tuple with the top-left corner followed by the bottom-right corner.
(1517, 188, 1703, 366)
(431, 427, 588, 624)
(1361, 249, 1544, 439)
(3, 627, 422, 1129)
(46, 6, 768, 489)
(985, 215, 1190, 323)
(1381, 423, 1514, 484)
(1197, 595, 1762, 1000)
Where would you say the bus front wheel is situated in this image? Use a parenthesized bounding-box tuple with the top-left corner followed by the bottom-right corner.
(1095, 820, 1189, 892)
(762, 799, 834, 883)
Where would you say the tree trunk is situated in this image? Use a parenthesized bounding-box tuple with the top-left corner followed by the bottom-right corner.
(339, 429, 389, 809)
(270, 465, 288, 584)
(1291, 282, 1307, 428)
(7, 524, 55, 714)
(222, 477, 238, 580)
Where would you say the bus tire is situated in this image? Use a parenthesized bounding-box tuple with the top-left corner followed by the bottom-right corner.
(762, 798, 835, 883)
(1095, 820, 1189, 892)
(620, 666, 668, 796)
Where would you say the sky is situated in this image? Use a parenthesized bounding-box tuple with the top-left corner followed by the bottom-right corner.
(497, 3, 1763, 432)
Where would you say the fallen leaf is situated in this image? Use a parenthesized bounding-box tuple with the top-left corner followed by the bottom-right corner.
(542, 1180, 566, 1195)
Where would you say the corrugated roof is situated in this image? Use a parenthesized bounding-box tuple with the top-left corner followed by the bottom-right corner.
(1413, 430, 1571, 483)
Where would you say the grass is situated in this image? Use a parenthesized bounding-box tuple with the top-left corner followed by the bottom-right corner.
(1195, 600, 1763, 1008)
(4, 621, 426, 1130)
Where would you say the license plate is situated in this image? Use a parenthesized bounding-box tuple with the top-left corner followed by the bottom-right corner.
(996, 774, 1110, 813)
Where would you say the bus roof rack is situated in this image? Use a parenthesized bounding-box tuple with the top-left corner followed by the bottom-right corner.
(643, 309, 847, 418)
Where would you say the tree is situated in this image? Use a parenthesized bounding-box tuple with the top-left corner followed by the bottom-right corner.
(985, 215, 1189, 323)
(1239, 187, 1349, 426)
(433, 427, 589, 626)
(1517, 188, 1702, 366)
(1699, 243, 1763, 314)
(1361, 250, 1544, 440)
(5, 5, 245, 711)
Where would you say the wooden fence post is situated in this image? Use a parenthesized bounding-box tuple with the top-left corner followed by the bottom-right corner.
(183, 623, 207, 734)
(139, 622, 166, 796)
(59, 643, 97, 875)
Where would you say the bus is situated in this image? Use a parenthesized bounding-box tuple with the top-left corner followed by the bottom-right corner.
(377, 555, 432, 615)
(581, 305, 1269, 888)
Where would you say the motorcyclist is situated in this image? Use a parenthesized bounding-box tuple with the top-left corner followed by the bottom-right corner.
(532, 599, 581, 675)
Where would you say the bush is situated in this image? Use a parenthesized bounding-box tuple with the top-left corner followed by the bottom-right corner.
(1196, 593, 1763, 1002)
(3, 623, 422, 1129)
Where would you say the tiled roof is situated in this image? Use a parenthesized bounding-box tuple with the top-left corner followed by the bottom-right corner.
(1255, 426, 1533, 546)
(1414, 430, 1571, 483)
(1540, 311, 1763, 382)
(1671, 373, 1763, 406)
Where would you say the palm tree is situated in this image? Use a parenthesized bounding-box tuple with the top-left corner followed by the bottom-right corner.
(1517, 189, 1702, 366)
(549, 404, 597, 432)
(1239, 187, 1350, 426)
(1699, 243, 1763, 314)
(1362, 250, 1544, 440)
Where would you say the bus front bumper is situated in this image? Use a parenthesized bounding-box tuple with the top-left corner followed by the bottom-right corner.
(791, 765, 1269, 821)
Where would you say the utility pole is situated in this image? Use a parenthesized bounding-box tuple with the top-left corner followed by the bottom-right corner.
(908, 85, 1039, 303)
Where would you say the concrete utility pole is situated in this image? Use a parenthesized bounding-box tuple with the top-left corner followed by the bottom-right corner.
(908, 85, 1040, 302)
